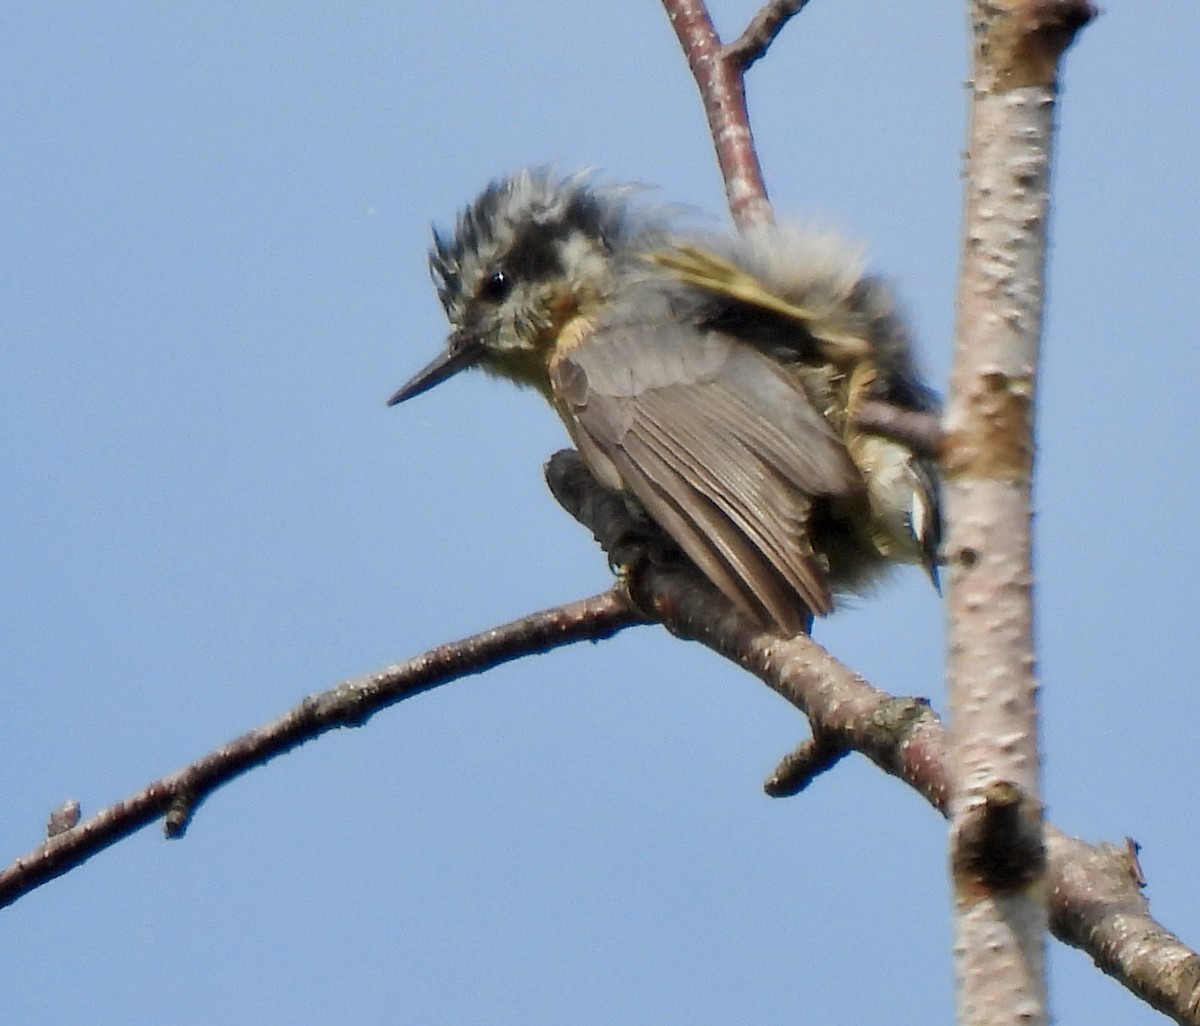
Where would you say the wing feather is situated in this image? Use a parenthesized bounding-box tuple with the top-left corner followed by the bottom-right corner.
(631, 395, 829, 614)
(612, 432, 806, 627)
(624, 415, 826, 624)
(552, 315, 865, 629)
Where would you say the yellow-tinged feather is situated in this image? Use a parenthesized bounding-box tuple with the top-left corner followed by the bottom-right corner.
(554, 314, 595, 359)
(647, 246, 871, 364)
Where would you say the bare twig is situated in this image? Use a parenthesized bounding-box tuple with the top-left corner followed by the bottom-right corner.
(763, 731, 848, 797)
(0, 591, 645, 909)
(724, 0, 812, 71)
(853, 399, 945, 461)
(660, 0, 798, 226)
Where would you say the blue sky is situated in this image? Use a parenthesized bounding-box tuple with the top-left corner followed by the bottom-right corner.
(3, 4, 1197, 1023)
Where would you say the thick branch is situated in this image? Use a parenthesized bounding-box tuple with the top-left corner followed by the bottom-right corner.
(1049, 833, 1200, 1024)
(945, 2, 1095, 1022)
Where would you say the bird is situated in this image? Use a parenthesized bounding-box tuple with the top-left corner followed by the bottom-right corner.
(388, 168, 940, 634)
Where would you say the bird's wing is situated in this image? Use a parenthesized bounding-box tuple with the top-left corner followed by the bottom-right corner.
(551, 318, 863, 630)
(645, 244, 871, 366)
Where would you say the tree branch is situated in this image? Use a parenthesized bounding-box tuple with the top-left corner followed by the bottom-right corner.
(762, 731, 849, 798)
(660, 0, 799, 226)
(852, 400, 945, 462)
(0, 591, 645, 909)
(724, 0, 812, 72)
(945, 2, 1096, 1022)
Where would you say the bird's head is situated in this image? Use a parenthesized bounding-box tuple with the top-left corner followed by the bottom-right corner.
(388, 169, 640, 405)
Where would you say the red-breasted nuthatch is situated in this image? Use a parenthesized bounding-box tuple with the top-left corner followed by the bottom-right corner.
(389, 169, 940, 634)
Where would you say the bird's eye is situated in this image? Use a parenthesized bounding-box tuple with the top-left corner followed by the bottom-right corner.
(480, 269, 513, 303)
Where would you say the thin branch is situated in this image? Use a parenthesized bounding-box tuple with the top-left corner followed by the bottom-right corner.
(661, 0, 784, 226)
(724, 0, 812, 71)
(763, 731, 849, 798)
(0, 591, 645, 909)
(852, 399, 945, 461)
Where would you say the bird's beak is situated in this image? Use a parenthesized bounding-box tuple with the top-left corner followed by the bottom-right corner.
(386, 333, 484, 406)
